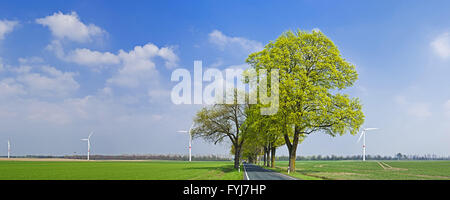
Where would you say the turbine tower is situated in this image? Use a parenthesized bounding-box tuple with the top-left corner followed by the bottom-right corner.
(7, 139, 10, 159)
(177, 122, 194, 162)
(81, 132, 93, 160)
(357, 128, 378, 161)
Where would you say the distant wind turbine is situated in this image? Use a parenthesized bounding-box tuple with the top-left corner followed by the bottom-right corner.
(357, 128, 379, 161)
(7, 139, 10, 159)
(81, 132, 94, 160)
(177, 123, 194, 162)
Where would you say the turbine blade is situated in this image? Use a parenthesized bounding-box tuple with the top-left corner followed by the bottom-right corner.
(364, 128, 378, 131)
(88, 132, 94, 139)
(357, 132, 364, 143)
(81, 139, 88, 141)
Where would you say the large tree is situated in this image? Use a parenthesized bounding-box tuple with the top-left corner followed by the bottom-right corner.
(246, 30, 365, 172)
(191, 90, 249, 169)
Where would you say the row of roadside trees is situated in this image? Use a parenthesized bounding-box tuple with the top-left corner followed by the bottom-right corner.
(191, 30, 365, 171)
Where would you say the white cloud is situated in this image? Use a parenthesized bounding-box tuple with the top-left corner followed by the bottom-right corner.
(444, 100, 450, 117)
(98, 87, 113, 97)
(107, 43, 178, 87)
(158, 46, 179, 68)
(431, 32, 450, 59)
(16, 66, 79, 97)
(209, 30, 263, 53)
(48, 42, 178, 71)
(407, 103, 432, 118)
(148, 89, 170, 103)
(0, 20, 18, 40)
(0, 96, 94, 125)
(65, 48, 120, 67)
(36, 11, 104, 43)
(18, 56, 44, 65)
(10, 58, 46, 74)
(208, 59, 224, 68)
(10, 65, 32, 74)
(0, 57, 4, 72)
(312, 27, 321, 33)
(1, 61, 79, 98)
(46, 40, 65, 58)
(0, 78, 26, 98)
(25, 100, 74, 124)
(394, 95, 432, 118)
(0, 90, 168, 126)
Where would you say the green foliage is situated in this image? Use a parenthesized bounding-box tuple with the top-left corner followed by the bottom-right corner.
(191, 89, 249, 169)
(245, 29, 365, 170)
(191, 102, 248, 146)
(247, 29, 364, 136)
(240, 102, 286, 165)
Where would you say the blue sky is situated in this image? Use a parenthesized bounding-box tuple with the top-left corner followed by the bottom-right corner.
(0, 0, 449, 157)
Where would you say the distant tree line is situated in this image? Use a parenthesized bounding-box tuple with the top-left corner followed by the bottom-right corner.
(275, 153, 450, 161)
(4, 154, 232, 161)
(3, 153, 449, 161)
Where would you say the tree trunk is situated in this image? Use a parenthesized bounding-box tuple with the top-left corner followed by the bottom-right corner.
(263, 146, 267, 166)
(271, 147, 276, 168)
(288, 146, 296, 172)
(266, 144, 271, 167)
(286, 132, 300, 173)
(234, 144, 241, 169)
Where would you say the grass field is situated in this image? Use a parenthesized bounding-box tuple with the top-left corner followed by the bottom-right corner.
(1, 159, 448, 180)
(0, 160, 243, 180)
(268, 160, 450, 180)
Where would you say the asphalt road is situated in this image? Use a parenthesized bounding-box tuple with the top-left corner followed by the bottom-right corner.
(243, 163, 299, 180)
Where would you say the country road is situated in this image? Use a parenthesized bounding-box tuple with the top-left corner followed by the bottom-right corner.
(243, 163, 299, 180)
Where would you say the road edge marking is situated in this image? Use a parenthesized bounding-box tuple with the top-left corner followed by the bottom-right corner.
(273, 169, 298, 180)
(261, 165, 298, 180)
(243, 163, 250, 180)
(248, 164, 298, 180)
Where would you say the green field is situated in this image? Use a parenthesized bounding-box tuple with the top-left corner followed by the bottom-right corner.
(268, 160, 450, 180)
(0, 160, 243, 180)
(1, 160, 449, 180)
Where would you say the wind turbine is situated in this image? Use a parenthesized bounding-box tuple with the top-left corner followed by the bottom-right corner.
(81, 132, 93, 161)
(177, 123, 194, 162)
(357, 128, 378, 161)
(7, 139, 10, 159)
